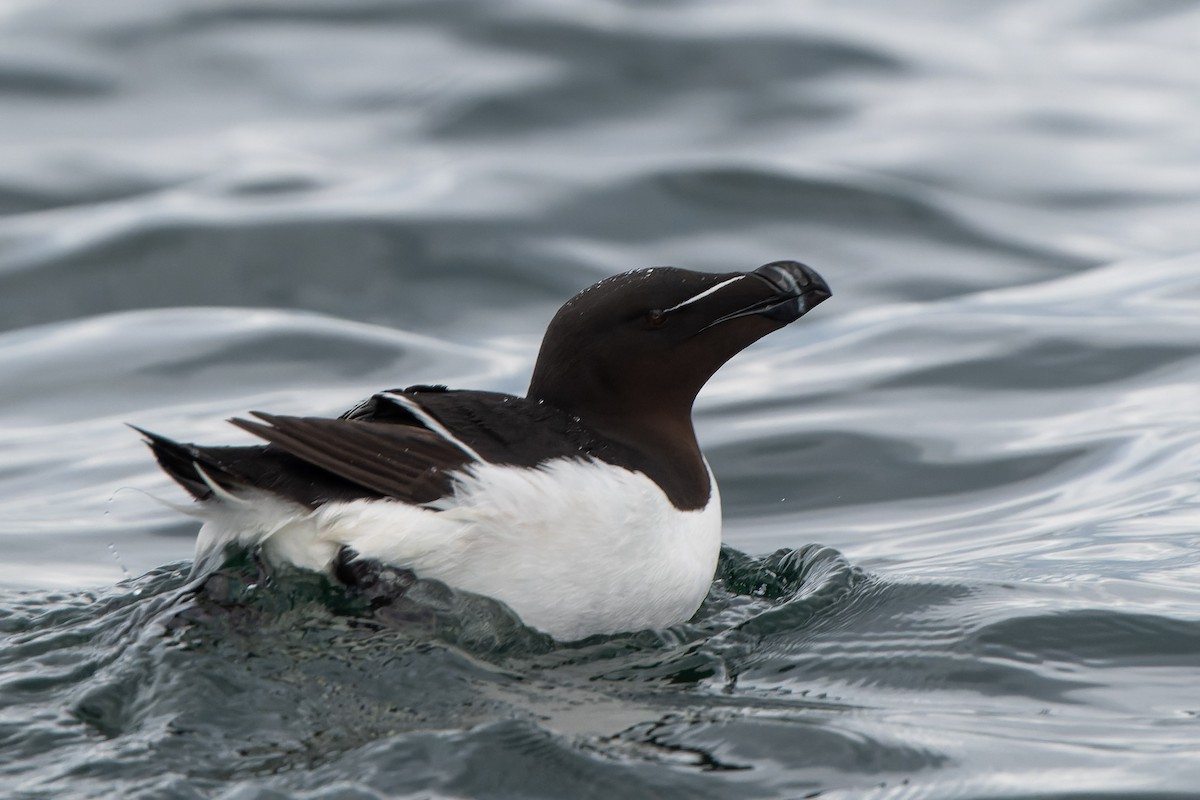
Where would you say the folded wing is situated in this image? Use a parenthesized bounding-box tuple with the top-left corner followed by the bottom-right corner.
(229, 412, 472, 504)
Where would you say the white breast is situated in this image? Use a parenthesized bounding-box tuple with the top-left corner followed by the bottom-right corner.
(191, 459, 722, 641)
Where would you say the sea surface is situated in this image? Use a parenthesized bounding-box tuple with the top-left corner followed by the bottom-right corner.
(2, 1, 1199, 798)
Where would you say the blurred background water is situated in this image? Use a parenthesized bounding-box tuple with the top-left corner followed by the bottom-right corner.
(1, 1, 1199, 798)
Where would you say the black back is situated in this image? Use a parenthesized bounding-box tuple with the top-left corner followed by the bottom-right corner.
(141, 385, 709, 510)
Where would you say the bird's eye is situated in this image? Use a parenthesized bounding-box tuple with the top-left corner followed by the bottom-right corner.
(647, 308, 666, 327)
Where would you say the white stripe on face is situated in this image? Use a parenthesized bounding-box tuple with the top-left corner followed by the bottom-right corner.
(662, 275, 746, 314)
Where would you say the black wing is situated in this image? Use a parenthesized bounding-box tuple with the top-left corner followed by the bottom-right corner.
(134, 396, 474, 507)
(132, 425, 403, 507)
(229, 412, 472, 503)
(136, 388, 601, 509)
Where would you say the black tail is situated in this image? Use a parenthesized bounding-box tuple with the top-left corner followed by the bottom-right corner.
(129, 425, 247, 500)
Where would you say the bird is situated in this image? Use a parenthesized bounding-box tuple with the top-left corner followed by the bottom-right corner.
(134, 261, 830, 640)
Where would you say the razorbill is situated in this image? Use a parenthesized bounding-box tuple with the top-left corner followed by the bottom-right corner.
(135, 261, 831, 640)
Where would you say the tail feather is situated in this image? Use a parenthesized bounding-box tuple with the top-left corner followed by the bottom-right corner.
(128, 424, 243, 501)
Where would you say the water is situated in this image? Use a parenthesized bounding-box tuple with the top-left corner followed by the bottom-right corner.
(2, 0, 1199, 797)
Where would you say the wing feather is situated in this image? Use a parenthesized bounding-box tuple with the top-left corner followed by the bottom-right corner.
(229, 412, 474, 504)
